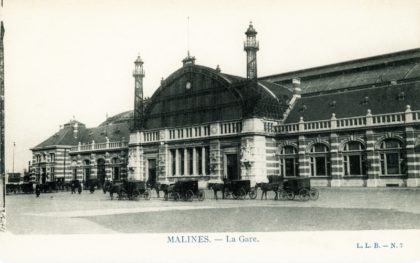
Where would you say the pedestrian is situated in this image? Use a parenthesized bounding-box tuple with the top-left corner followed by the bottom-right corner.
(89, 183, 95, 194)
(35, 184, 41, 198)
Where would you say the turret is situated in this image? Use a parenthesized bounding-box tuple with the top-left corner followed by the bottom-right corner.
(244, 22, 259, 79)
(132, 55, 145, 131)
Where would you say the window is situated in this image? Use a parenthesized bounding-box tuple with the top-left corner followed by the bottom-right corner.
(50, 167, 55, 181)
(197, 148, 203, 175)
(187, 148, 193, 175)
(112, 158, 120, 180)
(279, 146, 299, 177)
(205, 147, 210, 175)
(379, 139, 405, 175)
(180, 150, 185, 175)
(83, 160, 91, 180)
(72, 168, 77, 180)
(309, 143, 330, 177)
(343, 141, 366, 176)
(170, 149, 176, 176)
(49, 153, 55, 162)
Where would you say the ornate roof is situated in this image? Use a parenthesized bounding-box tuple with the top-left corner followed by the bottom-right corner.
(260, 48, 420, 95)
(140, 64, 292, 129)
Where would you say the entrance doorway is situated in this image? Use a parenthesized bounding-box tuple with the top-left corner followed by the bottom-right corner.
(226, 154, 240, 180)
(147, 159, 157, 186)
(97, 159, 106, 187)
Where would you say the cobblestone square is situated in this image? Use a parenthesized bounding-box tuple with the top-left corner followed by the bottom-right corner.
(5, 188, 420, 234)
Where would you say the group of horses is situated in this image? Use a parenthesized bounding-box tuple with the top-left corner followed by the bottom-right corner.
(101, 177, 284, 200)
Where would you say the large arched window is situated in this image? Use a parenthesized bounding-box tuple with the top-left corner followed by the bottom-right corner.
(379, 139, 405, 175)
(343, 141, 366, 176)
(309, 143, 330, 177)
(279, 146, 299, 177)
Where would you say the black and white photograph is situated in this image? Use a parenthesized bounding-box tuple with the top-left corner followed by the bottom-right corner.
(0, 0, 419, 262)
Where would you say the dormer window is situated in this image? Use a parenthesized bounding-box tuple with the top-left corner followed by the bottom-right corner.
(362, 96, 369, 105)
(397, 91, 405, 101)
(299, 105, 307, 112)
(329, 100, 336, 108)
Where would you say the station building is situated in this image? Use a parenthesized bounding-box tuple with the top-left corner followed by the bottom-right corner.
(31, 23, 420, 188)
(30, 112, 131, 186)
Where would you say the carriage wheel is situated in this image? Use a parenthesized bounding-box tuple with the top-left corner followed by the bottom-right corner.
(173, 192, 180, 201)
(287, 191, 295, 200)
(197, 190, 205, 201)
(309, 188, 319, 200)
(185, 190, 194, 202)
(299, 188, 310, 201)
(144, 189, 151, 200)
(164, 192, 168, 201)
(249, 188, 257, 200)
(277, 190, 287, 201)
(238, 188, 246, 200)
(118, 190, 126, 200)
(132, 190, 140, 201)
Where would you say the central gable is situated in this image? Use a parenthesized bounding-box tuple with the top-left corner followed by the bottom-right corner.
(142, 65, 244, 129)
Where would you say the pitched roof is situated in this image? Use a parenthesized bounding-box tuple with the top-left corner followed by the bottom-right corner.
(260, 48, 420, 95)
(32, 113, 131, 150)
(285, 81, 420, 123)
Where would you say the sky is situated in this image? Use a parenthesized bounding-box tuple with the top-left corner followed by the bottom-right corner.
(1, 0, 420, 172)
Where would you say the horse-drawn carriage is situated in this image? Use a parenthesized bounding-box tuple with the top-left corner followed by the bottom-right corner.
(164, 180, 205, 201)
(277, 177, 319, 201)
(223, 179, 257, 200)
(208, 179, 257, 200)
(106, 180, 151, 201)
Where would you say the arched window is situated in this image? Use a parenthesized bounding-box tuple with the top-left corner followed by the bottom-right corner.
(309, 143, 330, 177)
(343, 141, 366, 176)
(379, 139, 405, 175)
(279, 146, 299, 177)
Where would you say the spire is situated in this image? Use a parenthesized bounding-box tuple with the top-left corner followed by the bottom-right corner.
(133, 54, 145, 131)
(182, 17, 196, 66)
(244, 21, 259, 79)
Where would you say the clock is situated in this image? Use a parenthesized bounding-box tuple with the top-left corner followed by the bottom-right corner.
(186, 82, 192, 90)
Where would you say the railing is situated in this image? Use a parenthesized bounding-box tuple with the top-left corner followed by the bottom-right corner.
(337, 116, 366, 128)
(70, 141, 128, 152)
(276, 108, 420, 134)
(220, 121, 242, 135)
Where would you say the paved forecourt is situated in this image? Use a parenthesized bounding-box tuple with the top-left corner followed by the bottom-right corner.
(5, 188, 420, 234)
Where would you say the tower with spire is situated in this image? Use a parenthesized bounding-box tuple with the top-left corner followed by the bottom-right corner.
(244, 22, 259, 80)
(132, 55, 145, 131)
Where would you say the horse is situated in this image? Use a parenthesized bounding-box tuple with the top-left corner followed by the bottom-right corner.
(102, 180, 112, 194)
(147, 181, 165, 198)
(207, 183, 225, 200)
(108, 181, 125, 200)
(256, 182, 280, 200)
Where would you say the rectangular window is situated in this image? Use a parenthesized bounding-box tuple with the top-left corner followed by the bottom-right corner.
(50, 167, 55, 181)
(188, 148, 193, 175)
(180, 150, 185, 175)
(170, 149, 176, 176)
(380, 154, 386, 175)
(197, 148, 203, 175)
(386, 153, 400, 174)
(205, 147, 210, 175)
(285, 158, 295, 176)
(315, 156, 326, 176)
(349, 155, 361, 175)
(72, 168, 77, 180)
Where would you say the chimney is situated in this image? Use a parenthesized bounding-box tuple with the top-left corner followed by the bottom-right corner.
(73, 122, 78, 139)
(292, 78, 301, 98)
